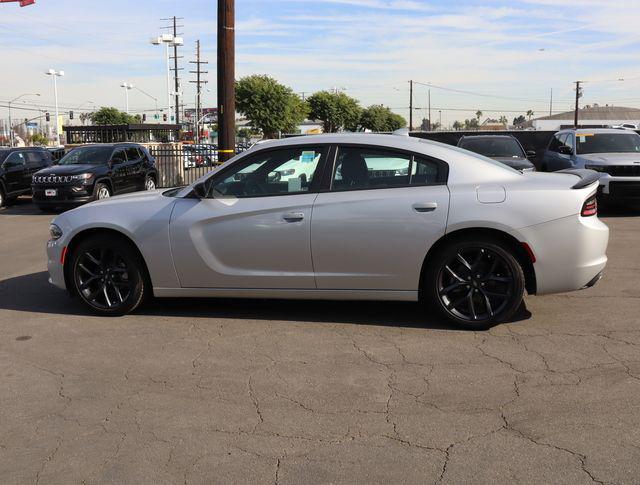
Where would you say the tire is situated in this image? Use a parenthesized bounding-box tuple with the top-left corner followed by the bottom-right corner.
(69, 234, 147, 316)
(423, 237, 525, 330)
(94, 182, 111, 200)
(144, 175, 156, 191)
(0, 186, 5, 208)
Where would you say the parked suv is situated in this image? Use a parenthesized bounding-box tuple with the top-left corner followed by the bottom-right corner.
(457, 135, 536, 171)
(32, 143, 158, 211)
(541, 128, 640, 200)
(0, 147, 53, 208)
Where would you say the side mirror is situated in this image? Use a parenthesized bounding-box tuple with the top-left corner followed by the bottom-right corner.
(558, 146, 573, 156)
(526, 150, 536, 159)
(193, 181, 208, 199)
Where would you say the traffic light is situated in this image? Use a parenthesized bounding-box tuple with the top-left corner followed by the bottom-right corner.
(24, 118, 28, 125)
(142, 113, 146, 122)
(163, 113, 167, 122)
(69, 110, 74, 120)
(45, 112, 50, 122)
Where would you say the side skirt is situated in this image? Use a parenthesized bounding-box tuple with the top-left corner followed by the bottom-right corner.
(153, 287, 419, 302)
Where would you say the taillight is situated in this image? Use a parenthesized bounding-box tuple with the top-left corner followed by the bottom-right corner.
(581, 195, 598, 217)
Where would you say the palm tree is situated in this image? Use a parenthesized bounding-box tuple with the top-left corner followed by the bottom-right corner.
(475, 110, 483, 122)
(526, 110, 534, 121)
(499, 115, 508, 126)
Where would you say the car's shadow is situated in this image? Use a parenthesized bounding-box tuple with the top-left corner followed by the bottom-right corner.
(0, 272, 531, 330)
(0, 197, 64, 216)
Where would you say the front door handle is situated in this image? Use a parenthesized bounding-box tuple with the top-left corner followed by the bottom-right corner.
(283, 212, 305, 222)
(413, 202, 438, 213)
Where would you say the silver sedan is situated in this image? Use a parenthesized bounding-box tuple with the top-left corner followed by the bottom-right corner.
(46, 134, 609, 328)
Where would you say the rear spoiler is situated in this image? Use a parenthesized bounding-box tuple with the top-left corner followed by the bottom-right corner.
(556, 168, 601, 189)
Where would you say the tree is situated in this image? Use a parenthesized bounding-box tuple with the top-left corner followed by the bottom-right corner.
(498, 115, 508, 126)
(79, 112, 92, 126)
(475, 110, 483, 123)
(28, 133, 49, 146)
(452, 120, 462, 131)
(307, 90, 362, 133)
(359, 104, 406, 132)
(513, 115, 526, 126)
(235, 75, 307, 139)
(526, 109, 534, 121)
(90, 107, 140, 125)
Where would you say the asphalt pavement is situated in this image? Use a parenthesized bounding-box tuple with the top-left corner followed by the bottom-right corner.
(1, 197, 639, 484)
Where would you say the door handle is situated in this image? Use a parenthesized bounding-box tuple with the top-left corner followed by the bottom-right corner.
(283, 212, 305, 222)
(413, 202, 438, 213)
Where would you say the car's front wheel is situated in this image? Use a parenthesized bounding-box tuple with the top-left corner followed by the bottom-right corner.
(424, 237, 525, 329)
(144, 175, 156, 191)
(70, 234, 147, 316)
(94, 182, 111, 200)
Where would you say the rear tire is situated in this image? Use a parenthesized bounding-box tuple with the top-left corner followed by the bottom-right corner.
(69, 234, 147, 316)
(423, 237, 525, 330)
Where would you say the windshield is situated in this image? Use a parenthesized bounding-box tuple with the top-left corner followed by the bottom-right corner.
(576, 133, 640, 154)
(459, 137, 525, 158)
(58, 146, 113, 165)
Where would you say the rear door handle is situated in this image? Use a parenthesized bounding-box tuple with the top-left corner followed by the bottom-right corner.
(283, 212, 305, 222)
(413, 202, 438, 213)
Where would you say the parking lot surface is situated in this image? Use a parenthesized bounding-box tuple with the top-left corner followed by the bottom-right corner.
(1, 198, 639, 484)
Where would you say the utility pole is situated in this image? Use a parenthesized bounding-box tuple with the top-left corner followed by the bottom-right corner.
(574, 81, 583, 128)
(218, 0, 235, 162)
(409, 80, 414, 131)
(160, 16, 184, 125)
(190, 39, 208, 144)
(428, 89, 431, 131)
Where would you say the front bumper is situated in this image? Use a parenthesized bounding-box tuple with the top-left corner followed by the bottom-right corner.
(597, 176, 640, 198)
(520, 214, 609, 295)
(32, 184, 94, 205)
(47, 238, 67, 290)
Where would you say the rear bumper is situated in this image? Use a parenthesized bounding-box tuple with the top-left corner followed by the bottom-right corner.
(520, 214, 609, 295)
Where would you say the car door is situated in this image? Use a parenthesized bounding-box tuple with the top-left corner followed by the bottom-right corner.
(2, 151, 28, 194)
(169, 145, 329, 289)
(109, 148, 128, 194)
(124, 146, 145, 191)
(311, 145, 450, 291)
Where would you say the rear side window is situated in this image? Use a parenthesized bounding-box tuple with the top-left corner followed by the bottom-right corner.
(331, 146, 446, 191)
(26, 151, 46, 165)
(125, 147, 141, 161)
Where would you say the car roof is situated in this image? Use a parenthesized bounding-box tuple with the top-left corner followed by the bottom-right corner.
(558, 128, 636, 135)
(459, 134, 516, 140)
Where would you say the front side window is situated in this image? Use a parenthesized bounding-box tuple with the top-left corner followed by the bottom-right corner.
(125, 147, 141, 161)
(548, 133, 564, 152)
(59, 146, 113, 165)
(210, 146, 325, 198)
(332, 147, 444, 191)
(576, 133, 640, 154)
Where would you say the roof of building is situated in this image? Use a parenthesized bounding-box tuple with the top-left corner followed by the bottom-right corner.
(535, 105, 640, 121)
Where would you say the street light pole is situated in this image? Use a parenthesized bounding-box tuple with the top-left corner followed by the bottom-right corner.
(7, 93, 40, 147)
(45, 69, 64, 146)
(120, 82, 134, 114)
(133, 86, 159, 119)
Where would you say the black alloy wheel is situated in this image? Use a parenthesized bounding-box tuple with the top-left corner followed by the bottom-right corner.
(425, 238, 525, 329)
(71, 235, 146, 315)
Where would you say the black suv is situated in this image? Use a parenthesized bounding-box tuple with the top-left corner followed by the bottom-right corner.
(457, 135, 536, 172)
(0, 147, 53, 208)
(32, 143, 158, 211)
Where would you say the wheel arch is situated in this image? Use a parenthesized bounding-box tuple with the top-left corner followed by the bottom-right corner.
(419, 227, 537, 297)
(94, 177, 113, 195)
(63, 227, 153, 297)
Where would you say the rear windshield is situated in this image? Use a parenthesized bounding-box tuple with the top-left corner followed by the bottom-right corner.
(459, 137, 524, 158)
(58, 146, 113, 165)
(576, 133, 640, 154)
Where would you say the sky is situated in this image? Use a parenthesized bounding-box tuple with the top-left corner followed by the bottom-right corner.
(2, 0, 640, 127)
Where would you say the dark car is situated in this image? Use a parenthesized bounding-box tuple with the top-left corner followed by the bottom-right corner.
(541, 128, 640, 201)
(32, 143, 158, 211)
(0, 147, 53, 208)
(457, 135, 536, 171)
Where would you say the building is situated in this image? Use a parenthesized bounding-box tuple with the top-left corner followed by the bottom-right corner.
(532, 104, 640, 131)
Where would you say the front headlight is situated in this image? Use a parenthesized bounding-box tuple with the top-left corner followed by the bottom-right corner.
(49, 224, 63, 241)
(72, 173, 94, 182)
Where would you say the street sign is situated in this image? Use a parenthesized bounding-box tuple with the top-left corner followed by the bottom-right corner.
(26, 122, 38, 128)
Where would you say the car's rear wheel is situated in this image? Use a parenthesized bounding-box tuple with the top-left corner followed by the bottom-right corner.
(145, 175, 156, 191)
(70, 234, 147, 316)
(424, 238, 525, 329)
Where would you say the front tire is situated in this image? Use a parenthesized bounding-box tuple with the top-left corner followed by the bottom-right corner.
(144, 175, 156, 191)
(423, 237, 525, 329)
(0, 187, 6, 208)
(94, 182, 111, 200)
(70, 234, 147, 316)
